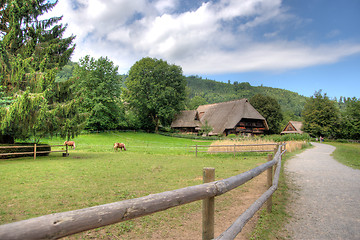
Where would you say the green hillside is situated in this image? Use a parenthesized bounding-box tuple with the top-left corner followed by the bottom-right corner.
(186, 75, 307, 122)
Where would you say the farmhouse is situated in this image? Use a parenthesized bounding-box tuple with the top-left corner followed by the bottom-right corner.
(281, 121, 303, 134)
(171, 99, 269, 136)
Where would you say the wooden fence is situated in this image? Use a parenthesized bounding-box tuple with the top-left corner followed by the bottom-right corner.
(0, 144, 69, 160)
(0, 143, 286, 240)
(190, 143, 280, 157)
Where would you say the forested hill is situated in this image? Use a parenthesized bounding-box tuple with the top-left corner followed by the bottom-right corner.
(186, 75, 307, 119)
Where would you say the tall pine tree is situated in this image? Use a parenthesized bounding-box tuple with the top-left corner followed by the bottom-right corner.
(0, 0, 79, 143)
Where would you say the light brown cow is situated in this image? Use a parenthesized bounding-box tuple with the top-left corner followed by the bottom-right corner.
(114, 142, 126, 151)
(64, 141, 76, 150)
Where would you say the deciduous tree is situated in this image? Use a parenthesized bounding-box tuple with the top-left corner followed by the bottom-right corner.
(124, 57, 187, 132)
(73, 55, 125, 131)
(302, 91, 340, 138)
(250, 94, 283, 134)
(339, 97, 360, 140)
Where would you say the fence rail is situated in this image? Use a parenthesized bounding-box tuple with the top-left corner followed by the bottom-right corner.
(0, 144, 69, 159)
(0, 143, 286, 240)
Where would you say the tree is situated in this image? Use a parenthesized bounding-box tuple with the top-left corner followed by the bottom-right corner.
(250, 94, 283, 134)
(302, 91, 340, 138)
(187, 95, 207, 110)
(53, 99, 87, 141)
(0, 0, 76, 142)
(123, 57, 187, 132)
(199, 120, 213, 136)
(73, 55, 125, 131)
(0, 91, 49, 142)
(0, 0, 75, 93)
(339, 97, 360, 140)
(0, 86, 11, 107)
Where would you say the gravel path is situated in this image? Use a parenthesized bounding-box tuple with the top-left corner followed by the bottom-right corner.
(285, 142, 360, 240)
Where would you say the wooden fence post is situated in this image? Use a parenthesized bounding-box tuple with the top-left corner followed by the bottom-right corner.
(273, 145, 277, 157)
(233, 144, 236, 157)
(202, 167, 215, 240)
(34, 144, 37, 160)
(267, 154, 273, 213)
(196, 145, 198, 157)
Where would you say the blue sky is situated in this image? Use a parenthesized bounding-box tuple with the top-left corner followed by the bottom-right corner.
(46, 0, 360, 99)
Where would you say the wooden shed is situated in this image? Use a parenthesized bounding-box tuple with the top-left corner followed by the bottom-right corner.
(280, 121, 303, 134)
(171, 99, 269, 136)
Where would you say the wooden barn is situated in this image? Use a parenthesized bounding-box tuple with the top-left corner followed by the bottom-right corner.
(171, 99, 269, 136)
(280, 121, 303, 134)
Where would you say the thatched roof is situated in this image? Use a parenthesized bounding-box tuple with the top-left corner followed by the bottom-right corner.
(281, 121, 303, 134)
(171, 110, 202, 128)
(197, 99, 268, 135)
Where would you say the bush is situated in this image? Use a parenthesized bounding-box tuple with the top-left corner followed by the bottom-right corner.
(226, 134, 237, 138)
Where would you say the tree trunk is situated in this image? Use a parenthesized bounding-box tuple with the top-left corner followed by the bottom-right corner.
(152, 115, 160, 132)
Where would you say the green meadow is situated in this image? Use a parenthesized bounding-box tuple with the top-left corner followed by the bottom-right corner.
(0, 131, 269, 239)
(328, 142, 360, 170)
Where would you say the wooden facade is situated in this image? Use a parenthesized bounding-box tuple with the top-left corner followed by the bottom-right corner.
(281, 121, 303, 134)
(171, 99, 269, 136)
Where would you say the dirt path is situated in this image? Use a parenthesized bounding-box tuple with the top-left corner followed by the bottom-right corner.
(285, 142, 360, 240)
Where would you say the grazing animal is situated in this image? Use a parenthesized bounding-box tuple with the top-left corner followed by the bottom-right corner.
(64, 141, 76, 150)
(114, 142, 126, 151)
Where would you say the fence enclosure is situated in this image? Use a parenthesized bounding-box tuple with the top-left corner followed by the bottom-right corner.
(0, 143, 286, 240)
(0, 144, 69, 160)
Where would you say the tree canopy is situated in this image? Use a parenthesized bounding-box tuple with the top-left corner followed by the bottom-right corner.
(123, 57, 187, 132)
(72, 55, 125, 131)
(302, 91, 340, 138)
(0, 0, 77, 142)
(0, 0, 75, 93)
(338, 97, 360, 140)
(250, 94, 283, 134)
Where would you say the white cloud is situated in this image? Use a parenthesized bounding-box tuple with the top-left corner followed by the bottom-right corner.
(180, 42, 360, 74)
(46, 0, 360, 74)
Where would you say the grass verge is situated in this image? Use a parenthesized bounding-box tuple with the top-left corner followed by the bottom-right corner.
(327, 142, 360, 170)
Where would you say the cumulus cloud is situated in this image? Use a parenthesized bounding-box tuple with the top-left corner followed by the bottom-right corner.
(45, 0, 360, 74)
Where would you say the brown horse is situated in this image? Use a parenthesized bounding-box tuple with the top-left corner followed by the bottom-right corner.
(64, 141, 76, 150)
(114, 142, 126, 151)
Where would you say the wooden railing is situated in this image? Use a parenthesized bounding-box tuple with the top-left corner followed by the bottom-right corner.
(0, 143, 286, 240)
(0, 144, 69, 160)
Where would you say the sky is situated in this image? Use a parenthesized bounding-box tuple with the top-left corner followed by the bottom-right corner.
(45, 0, 360, 99)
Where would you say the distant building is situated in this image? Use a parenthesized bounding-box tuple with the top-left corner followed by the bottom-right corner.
(171, 99, 269, 136)
(280, 121, 304, 134)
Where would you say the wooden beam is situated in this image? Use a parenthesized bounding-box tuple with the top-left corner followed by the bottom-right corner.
(202, 168, 215, 240)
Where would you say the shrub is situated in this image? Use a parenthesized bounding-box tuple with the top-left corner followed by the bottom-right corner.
(226, 134, 237, 138)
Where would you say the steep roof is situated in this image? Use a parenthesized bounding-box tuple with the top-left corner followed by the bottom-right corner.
(197, 99, 268, 135)
(281, 121, 303, 134)
(171, 110, 202, 128)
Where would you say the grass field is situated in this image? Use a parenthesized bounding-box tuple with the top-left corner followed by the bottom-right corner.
(328, 142, 360, 170)
(0, 131, 276, 239)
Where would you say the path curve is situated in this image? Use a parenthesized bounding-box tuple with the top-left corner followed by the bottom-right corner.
(285, 142, 360, 240)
